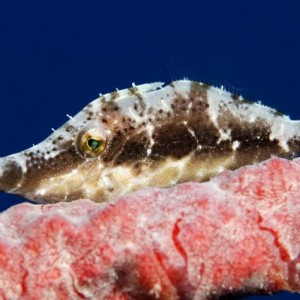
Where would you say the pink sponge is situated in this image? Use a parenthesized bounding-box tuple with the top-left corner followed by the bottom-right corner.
(1, 157, 300, 299)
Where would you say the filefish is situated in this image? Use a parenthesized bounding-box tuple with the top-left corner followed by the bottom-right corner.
(0, 80, 300, 203)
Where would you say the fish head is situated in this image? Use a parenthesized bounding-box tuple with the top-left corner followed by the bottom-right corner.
(0, 98, 119, 203)
(0, 82, 169, 203)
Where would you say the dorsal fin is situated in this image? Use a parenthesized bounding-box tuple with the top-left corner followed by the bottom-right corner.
(100, 82, 165, 102)
(133, 82, 165, 93)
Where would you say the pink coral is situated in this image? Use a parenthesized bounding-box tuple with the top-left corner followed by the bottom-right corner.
(1, 157, 300, 299)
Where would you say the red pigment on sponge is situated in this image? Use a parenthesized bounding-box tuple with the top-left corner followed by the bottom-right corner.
(1, 157, 300, 299)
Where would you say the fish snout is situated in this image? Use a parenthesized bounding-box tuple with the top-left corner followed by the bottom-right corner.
(0, 157, 23, 192)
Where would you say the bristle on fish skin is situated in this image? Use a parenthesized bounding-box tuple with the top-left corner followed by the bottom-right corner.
(0, 79, 300, 203)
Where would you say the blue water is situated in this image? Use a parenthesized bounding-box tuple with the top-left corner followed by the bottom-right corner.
(0, 1, 299, 298)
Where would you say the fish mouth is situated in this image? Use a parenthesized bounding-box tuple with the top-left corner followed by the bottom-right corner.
(0, 156, 23, 192)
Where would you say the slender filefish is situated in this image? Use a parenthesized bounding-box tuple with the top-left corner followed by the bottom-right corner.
(0, 80, 299, 203)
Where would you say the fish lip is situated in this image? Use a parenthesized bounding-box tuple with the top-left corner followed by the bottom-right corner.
(0, 157, 23, 192)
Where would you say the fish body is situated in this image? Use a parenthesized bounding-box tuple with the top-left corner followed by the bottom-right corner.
(1, 80, 300, 203)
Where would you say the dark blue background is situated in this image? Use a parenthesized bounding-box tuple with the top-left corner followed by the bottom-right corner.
(0, 1, 299, 299)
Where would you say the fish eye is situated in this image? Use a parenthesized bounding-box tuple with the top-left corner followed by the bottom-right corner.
(76, 128, 107, 158)
(87, 138, 101, 150)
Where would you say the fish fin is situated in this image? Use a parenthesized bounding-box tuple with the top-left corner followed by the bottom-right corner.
(134, 82, 165, 93)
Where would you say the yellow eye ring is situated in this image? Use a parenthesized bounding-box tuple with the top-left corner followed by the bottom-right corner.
(76, 128, 107, 158)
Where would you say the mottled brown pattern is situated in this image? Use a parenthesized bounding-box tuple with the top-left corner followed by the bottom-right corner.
(1, 80, 300, 204)
(217, 109, 289, 168)
(150, 123, 197, 160)
(21, 144, 86, 195)
(187, 82, 221, 149)
(100, 83, 219, 165)
(0, 160, 23, 191)
(101, 82, 221, 165)
(288, 137, 300, 155)
(102, 129, 128, 162)
(101, 99, 120, 113)
(113, 131, 150, 164)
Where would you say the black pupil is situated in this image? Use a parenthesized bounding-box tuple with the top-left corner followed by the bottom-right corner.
(88, 139, 101, 150)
